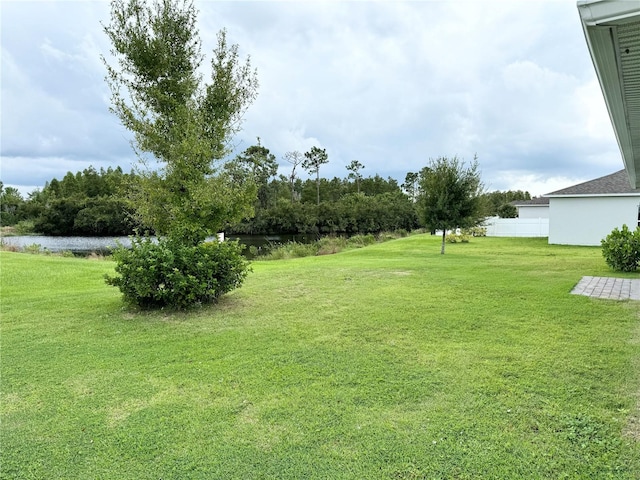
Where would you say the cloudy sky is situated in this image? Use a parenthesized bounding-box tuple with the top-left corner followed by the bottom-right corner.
(0, 0, 625, 197)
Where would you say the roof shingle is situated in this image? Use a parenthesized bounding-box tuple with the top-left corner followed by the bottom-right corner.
(511, 197, 550, 206)
(545, 170, 640, 196)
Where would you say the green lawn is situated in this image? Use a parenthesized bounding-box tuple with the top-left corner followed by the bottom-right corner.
(1, 236, 639, 479)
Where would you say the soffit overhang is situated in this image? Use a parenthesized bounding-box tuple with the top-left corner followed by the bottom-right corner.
(578, 0, 640, 188)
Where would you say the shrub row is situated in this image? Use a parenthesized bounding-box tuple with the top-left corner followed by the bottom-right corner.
(256, 230, 411, 260)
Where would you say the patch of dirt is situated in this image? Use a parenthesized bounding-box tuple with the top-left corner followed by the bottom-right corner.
(625, 412, 640, 441)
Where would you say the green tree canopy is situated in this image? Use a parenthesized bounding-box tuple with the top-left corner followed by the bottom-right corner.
(226, 139, 277, 209)
(103, 0, 258, 245)
(32, 167, 134, 236)
(496, 203, 518, 218)
(0, 183, 25, 227)
(480, 190, 531, 217)
(418, 156, 484, 254)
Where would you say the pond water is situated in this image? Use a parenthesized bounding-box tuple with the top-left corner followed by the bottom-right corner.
(1, 234, 315, 256)
(1, 235, 132, 253)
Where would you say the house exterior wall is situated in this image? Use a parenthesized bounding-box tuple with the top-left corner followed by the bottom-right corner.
(485, 217, 549, 237)
(548, 196, 640, 245)
(517, 205, 549, 219)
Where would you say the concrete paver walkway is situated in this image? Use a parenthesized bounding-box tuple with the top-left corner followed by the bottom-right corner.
(571, 276, 640, 300)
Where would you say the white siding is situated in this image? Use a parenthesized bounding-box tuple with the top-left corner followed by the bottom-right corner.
(485, 217, 549, 237)
(517, 205, 549, 219)
(548, 196, 640, 246)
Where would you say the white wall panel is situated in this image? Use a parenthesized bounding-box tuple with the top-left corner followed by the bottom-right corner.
(548, 196, 639, 245)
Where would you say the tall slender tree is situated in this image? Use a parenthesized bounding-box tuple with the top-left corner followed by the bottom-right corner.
(284, 150, 303, 203)
(302, 146, 328, 206)
(346, 160, 364, 194)
(402, 172, 419, 202)
(102, 0, 258, 244)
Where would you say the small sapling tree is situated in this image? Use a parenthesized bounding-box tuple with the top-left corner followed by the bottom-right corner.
(418, 155, 484, 254)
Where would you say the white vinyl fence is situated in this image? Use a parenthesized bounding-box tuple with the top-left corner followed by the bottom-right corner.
(484, 217, 549, 238)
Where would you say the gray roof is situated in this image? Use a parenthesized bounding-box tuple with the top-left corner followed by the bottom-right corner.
(511, 197, 549, 206)
(545, 170, 640, 196)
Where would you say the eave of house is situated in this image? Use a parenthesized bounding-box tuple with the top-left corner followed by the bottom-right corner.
(577, 0, 640, 188)
(545, 192, 640, 198)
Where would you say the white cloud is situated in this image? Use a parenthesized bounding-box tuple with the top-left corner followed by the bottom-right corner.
(0, 0, 625, 196)
(492, 171, 590, 197)
(573, 79, 615, 142)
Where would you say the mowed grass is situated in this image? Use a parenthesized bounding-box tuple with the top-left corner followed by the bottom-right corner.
(1, 235, 639, 479)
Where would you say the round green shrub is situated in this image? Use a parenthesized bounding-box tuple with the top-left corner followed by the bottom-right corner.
(106, 237, 250, 309)
(601, 224, 640, 272)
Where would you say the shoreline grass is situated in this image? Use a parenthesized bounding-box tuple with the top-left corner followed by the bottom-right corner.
(1, 235, 639, 478)
(254, 231, 407, 260)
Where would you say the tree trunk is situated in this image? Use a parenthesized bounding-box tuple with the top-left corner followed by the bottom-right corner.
(441, 230, 446, 254)
(316, 170, 320, 206)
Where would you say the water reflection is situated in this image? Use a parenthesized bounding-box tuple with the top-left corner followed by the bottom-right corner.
(1, 236, 131, 253)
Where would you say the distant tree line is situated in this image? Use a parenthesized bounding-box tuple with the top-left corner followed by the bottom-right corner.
(1, 167, 137, 235)
(1, 145, 531, 237)
(481, 189, 531, 218)
(225, 142, 416, 235)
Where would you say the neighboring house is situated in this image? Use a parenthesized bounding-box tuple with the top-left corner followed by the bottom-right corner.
(546, 170, 640, 246)
(486, 2, 640, 246)
(551, 2, 640, 246)
(484, 198, 550, 237)
(511, 197, 550, 219)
